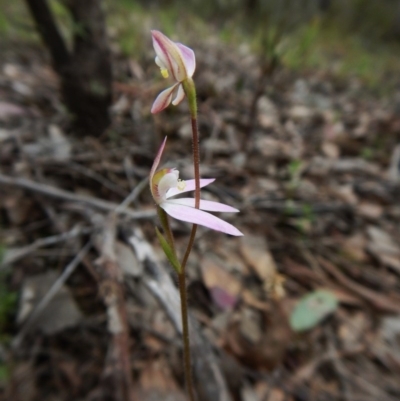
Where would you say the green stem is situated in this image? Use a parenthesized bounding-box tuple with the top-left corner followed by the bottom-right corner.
(190, 115, 200, 209)
(158, 206, 195, 401)
(182, 77, 200, 204)
(177, 77, 200, 401)
(178, 271, 196, 401)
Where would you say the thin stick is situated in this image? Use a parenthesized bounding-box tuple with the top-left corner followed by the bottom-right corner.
(12, 241, 92, 349)
(1, 225, 92, 268)
(115, 177, 149, 212)
(178, 271, 196, 401)
(94, 214, 133, 400)
(0, 173, 155, 220)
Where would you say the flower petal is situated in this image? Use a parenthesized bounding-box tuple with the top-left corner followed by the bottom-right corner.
(161, 202, 243, 236)
(151, 30, 186, 82)
(172, 84, 185, 106)
(166, 178, 215, 198)
(176, 43, 196, 77)
(150, 136, 167, 197)
(167, 198, 239, 213)
(151, 83, 179, 114)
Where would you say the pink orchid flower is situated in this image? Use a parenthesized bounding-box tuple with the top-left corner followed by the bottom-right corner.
(150, 137, 243, 236)
(151, 30, 196, 114)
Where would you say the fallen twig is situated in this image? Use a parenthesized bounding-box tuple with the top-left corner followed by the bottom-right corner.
(318, 257, 400, 314)
(116, 177, 149, 213)
(1, 225, 92, 268)
(0, 173, 155, 220)
(93, 214, 133, 401)
(12, 241, 92, 349)
(250, 199, 353, 216)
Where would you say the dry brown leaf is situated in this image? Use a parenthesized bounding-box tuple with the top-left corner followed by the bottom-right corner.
(133, 359, 186, 401)
(358, 202, 384, 220)
(225, 303, 292, 370)
(321, 141, 340, 159)
(240, 235, 283, 297)
(3, 191, 35, 226)
(242, 289, 270, 311)
(367, 226, 400, 273)
(341, 233, 367, 262)
(201, 255, 242, 310)
(338, 312, 370, 351)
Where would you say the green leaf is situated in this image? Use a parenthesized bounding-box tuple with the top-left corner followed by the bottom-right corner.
(155, 228, 181, 273)
(290, 290, 338, 332)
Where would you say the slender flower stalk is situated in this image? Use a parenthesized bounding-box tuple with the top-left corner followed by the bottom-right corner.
(150, 30, 242, 401)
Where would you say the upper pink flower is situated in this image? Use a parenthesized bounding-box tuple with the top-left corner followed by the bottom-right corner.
(150, 137, 243, 236)
(151, 30, 196, 114)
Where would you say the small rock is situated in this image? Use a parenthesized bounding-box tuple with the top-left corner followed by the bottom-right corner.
(17, 271, 83, 335)
(115, 241, 142, 277)
(231, 152, 247, 168)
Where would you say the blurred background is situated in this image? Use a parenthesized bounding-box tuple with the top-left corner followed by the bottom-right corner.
(2, 0, 400, 87)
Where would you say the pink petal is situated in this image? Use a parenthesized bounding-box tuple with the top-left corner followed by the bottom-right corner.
(166, 178, 215, 198)
(151, 31, 178, 79)
(176, 43, 196, 77)
(150, 136, 167, 184)
(167, 198, 239, 213)
(151, 83, 179, 114)
(172, 84, 185, 106)
(151, 30, 186, 82)
(161, 202, 243, 236)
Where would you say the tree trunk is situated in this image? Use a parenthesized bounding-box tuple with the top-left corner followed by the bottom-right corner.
(25, 0, 112, 136)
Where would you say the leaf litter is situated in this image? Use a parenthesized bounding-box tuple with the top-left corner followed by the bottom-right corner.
(0, 30, 400, 401)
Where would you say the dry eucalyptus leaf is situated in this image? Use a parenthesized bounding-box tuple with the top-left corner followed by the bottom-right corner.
(201, 255, 241, 310)
(134, 359, 186, 401)
(240, 235, 278, 295)
(367, 226, 400, 273)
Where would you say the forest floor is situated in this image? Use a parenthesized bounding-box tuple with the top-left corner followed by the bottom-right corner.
(1, 21, 400, 401)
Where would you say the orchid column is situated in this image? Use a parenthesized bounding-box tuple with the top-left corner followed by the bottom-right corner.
(150, 30, 243, 401)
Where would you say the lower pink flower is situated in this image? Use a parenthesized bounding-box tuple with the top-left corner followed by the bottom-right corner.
(150, 137, 243, 236)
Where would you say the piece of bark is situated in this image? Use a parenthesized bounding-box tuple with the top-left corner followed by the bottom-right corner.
(25, 0, 112, 136)
(93, 214, 133, 401)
